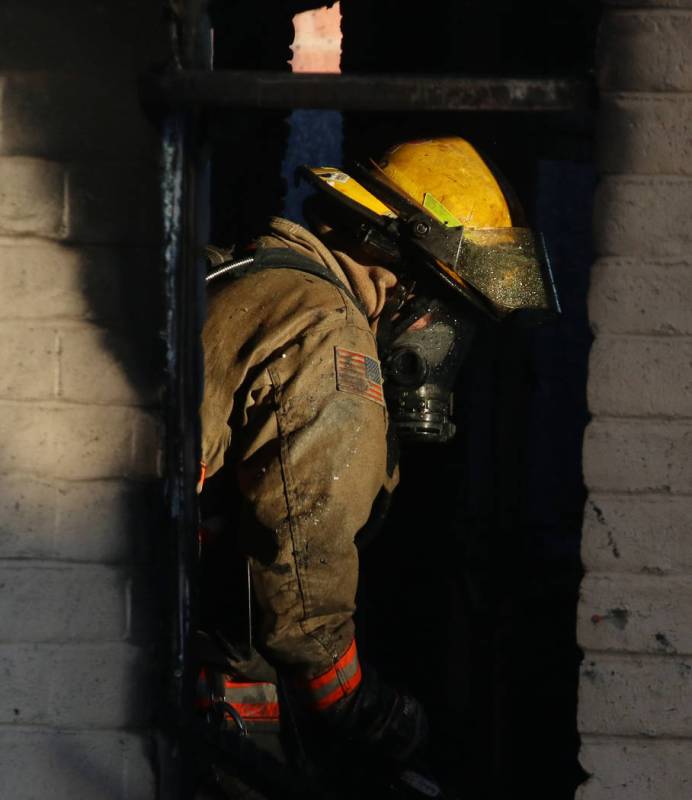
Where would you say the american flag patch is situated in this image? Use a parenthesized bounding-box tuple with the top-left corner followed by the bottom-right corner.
(334, 347, 385, 407)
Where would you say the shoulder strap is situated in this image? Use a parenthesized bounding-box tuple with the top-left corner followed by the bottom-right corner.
(208, 247, 369, 320)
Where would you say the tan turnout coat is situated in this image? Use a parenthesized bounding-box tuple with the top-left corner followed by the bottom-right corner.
(200, 218, 398, 680)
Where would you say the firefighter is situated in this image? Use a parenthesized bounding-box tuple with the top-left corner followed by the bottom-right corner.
(195, 137, 558, 798)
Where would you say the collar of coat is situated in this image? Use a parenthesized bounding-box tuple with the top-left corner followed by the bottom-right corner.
(256, 217, 399, 328)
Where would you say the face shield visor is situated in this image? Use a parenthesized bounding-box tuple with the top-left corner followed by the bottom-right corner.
(427, 224, 559, 323)
(356, 165, 560, 322)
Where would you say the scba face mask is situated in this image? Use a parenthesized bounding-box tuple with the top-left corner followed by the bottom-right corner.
(380, 291, 475, 444)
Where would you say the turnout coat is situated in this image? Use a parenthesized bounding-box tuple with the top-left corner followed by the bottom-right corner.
(200, 217, 399, 711)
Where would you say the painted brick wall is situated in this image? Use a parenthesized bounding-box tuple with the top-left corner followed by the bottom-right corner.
(0, 2, 166, 798)
(578, 2, 692, 798)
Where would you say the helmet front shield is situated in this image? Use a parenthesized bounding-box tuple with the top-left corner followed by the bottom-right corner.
(437, 226, 560, 322)
(354, 166, 560, 321)
(301, 162, 560, 322)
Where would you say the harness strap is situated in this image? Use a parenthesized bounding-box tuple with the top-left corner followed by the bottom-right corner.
(207, 247, 369, 320)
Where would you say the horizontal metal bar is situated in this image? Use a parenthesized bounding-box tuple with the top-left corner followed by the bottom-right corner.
(143, 70, 590, 112)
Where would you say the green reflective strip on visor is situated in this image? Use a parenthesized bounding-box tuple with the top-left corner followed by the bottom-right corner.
(423, 193, 462, 227)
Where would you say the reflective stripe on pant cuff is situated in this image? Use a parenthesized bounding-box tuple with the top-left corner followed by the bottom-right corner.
(291, 638, 362, 711)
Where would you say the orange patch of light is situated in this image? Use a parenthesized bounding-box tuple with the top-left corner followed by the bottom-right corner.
(290, 3, 342, 74)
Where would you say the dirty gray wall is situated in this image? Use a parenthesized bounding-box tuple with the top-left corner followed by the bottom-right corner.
(0, 2, 166, 797)
(578, 2, 692, 797)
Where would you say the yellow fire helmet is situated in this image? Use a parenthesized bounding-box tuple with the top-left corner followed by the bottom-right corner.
(300, 137, 560, 321)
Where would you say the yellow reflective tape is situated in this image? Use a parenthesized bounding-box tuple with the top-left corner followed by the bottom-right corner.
(310, 167, 396, 218)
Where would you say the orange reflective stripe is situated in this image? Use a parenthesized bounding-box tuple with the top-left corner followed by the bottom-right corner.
(223, 679, 280, 720)
(196, 668, 281, 721)
(197, 461, 207, 492)
(293, 639, 362, 711)
(309, 660, 362, 711)
(335, 639, 358, 672)
(303, 641, 357, 691)
(340, 659, 362, 694)
(223, 680, 276, 690)
(229, 702, 280, 720)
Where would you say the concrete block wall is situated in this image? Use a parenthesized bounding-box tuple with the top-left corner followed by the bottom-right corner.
(578, 2, 692, 798)
(0, 2, 167, 798)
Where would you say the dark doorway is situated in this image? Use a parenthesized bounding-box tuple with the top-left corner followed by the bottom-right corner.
(202, 2, 599, 798)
